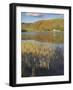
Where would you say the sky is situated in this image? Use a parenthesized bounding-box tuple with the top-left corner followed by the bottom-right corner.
(21, 12, 64, 23)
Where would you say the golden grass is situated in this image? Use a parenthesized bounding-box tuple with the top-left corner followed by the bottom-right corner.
(21, 41, 55, 57)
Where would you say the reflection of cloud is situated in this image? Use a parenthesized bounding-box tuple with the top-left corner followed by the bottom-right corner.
(25, 12, 44, 17)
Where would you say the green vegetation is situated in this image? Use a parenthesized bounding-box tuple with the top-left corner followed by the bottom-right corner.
(21, 19, 64, 32)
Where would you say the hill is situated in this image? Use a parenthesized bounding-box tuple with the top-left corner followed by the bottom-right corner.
(21, 19, 64, 32)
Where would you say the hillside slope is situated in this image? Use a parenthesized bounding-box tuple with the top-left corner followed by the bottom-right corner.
(21, 19, 64, 32)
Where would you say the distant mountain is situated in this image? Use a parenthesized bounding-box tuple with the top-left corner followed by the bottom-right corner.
(21, 19, 64, 32)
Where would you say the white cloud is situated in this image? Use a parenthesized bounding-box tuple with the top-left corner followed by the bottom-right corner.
(25, 12, 43, 16)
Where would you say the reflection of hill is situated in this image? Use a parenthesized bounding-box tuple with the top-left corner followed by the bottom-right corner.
(22, 32, 64, 43)
(22, 19, 64, 32)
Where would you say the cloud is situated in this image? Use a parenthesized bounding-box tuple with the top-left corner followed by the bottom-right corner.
(25, 12, 44, 17)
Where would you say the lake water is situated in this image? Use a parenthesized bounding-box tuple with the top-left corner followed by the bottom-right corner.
(22, 31, 64, 43)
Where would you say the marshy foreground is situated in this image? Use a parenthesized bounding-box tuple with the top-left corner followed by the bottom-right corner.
(21, 40, 64, 77)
